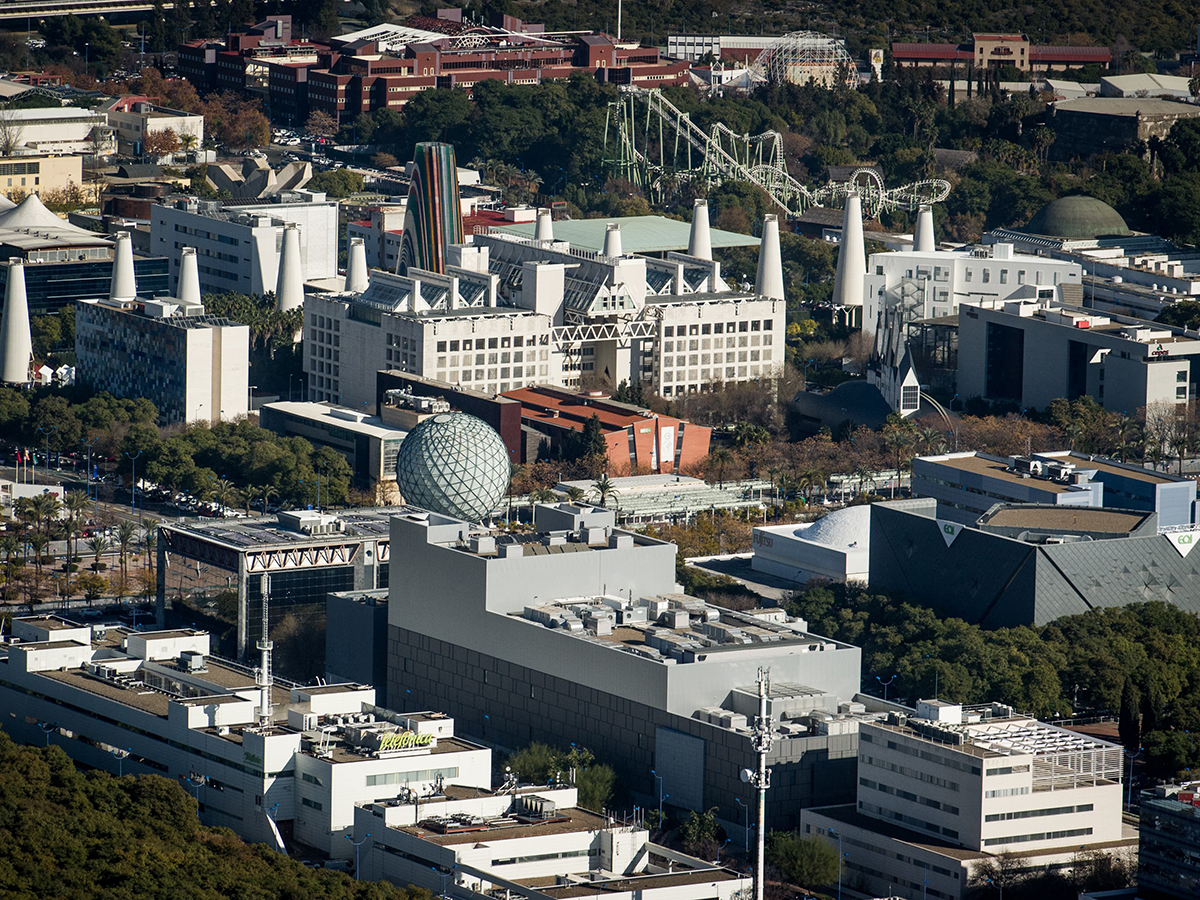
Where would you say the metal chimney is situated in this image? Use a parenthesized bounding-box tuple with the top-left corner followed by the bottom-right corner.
(275, 224, 304, 312)
(178, 246, 201, 305)
(345, 236, 369, 292)
(0, 258, 32, 384)
(687, 199, 712, 260)
(755, 214, 784, 301)
(109, 232, 137, 302)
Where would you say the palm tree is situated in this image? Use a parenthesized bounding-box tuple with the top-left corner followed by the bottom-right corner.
(709, 448, 735, 489)
(116, 521, 138, 583)
(28, 534, 48, 577)
(799, 468, 827, 503)
(142, 521, 158, 573)
(564, 486, 586, 503)
(591, 474, 619, 509)
(528, 487, 557, 519)
(258, 485, 280, 516)
(209, 477, 240, 517)
(1112, 415, 1141, 462)
(0, 533, 18, 603)
(86, 534, 111, 571)
(64, 490, 89, 562)
(31, 493, 62, 536)
(883, 428, 915, 498)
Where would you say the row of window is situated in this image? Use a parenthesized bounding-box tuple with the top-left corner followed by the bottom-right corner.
(861, 731, 982, 776)
(984, 803, 1092, 823)
(665, 334, 772, 351)
(860, 800, 959, 839)
(662, 364, 767, 383)
(859, 753, 960, 792)
(982, 826, 1092, 847)
(365, 767, 460, 787)
(435, 335, 531, 352)
(984, 786, 1031, 799)
(861, 776, 960, 815)
(664, 350, 772, 367)
(664, 319, 771, 337)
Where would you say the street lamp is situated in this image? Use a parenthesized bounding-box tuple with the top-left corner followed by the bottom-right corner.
(1125, 746, 1144, 812)
(84, 42, 89, 74)
(651, 768, 664, 822)
(110, 746, 131, 776)
(125, 450, 144, 525)
(829, 828, 846, 900)
(986, 876, 1003, 900)
(81, 436, 100, 502)
(183, 773, 207, 812)
(37, 425, 56, 484)
(431, 863, 458, 897)
(875, 674, 896, 702)
(38, 721, 57, 746)
(715, 837, 731, 865)
(346, 832, 371, 880)
(735, 796, 750, 855)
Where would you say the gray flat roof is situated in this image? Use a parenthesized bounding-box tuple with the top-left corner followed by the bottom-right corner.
(162, 507, 415, 551)
(1055, 97, 1200, 117)
(493, 215, 760, 254)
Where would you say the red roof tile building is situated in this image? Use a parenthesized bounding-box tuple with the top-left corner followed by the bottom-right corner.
(502, 385, 711, 475)
(891, 34, 1110, 72)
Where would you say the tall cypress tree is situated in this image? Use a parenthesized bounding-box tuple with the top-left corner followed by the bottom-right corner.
(1118, 676, 1141, 752)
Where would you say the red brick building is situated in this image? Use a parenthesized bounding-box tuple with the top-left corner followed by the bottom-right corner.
(179, 14, 688, 126)
(503, 385, 711, 475)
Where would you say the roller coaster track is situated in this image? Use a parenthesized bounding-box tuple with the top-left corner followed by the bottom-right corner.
(602, 87, 951, 218)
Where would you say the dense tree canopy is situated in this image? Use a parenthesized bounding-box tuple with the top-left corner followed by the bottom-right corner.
(0, 729, 422, 899)
(790, 585, 1200, 779)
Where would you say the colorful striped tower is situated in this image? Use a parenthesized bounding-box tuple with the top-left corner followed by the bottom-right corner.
(398, 142, 464, 275)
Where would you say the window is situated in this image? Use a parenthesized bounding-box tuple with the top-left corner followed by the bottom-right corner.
(1017, 270, 1026, 284)
(301, 797, 323, 810)
(965, 268, 972, 283)
(1178, 370, 1188, 382)
(982, 269, 991, 283)
(301, 772, 322, 785)
(1177, 386, 1188, 400)
(902, 386, 920, 410)
(1000, 269, 1008, 284)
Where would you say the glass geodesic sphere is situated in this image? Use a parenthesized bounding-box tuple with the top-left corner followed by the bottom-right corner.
(395, 412, 510, 521)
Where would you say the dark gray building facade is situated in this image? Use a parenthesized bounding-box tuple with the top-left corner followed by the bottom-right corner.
(870, 499, 1200, 626)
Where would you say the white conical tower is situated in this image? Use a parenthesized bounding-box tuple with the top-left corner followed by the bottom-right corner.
(345, 237, 369, 292)
(275, 224, 304, 312)
(914, 205, 936, 252)
(603, 223, 623, 259)
(535, 208, 554, 241)
(178, 246, 201, 305)
(0, 258, 32, 384)
(109, 231, 137, 302)
(755, 214, 784, 301)
(687, 199, 712, 260)
(833, 191, 866, 309)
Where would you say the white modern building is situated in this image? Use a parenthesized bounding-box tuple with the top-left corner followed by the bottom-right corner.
(102, 96, 205, 154)
(369, 502, 868, 833)
(150, 191, 339, 297)
(911, 450, 1196, 527)
(751, 505, 872, 584)
(2, 107, 115, 156)
(306, 205, 786, 407)
(0, 616, 491, 859)
(862, 242, 1083, 329)
(353, 785, 751, 900)
(957, 297, 1200, 414)
(76, 294, 250, 425)
(801, 701, 1131, 900)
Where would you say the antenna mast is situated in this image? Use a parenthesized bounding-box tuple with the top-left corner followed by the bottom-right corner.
(750, 667, 774, 900)
(258, 573, 273, 726)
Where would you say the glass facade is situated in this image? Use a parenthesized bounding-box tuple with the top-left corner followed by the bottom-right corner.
(0, 256, 170, 317)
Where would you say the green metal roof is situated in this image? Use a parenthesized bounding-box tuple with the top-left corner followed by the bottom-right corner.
(493, 215, 761, 254)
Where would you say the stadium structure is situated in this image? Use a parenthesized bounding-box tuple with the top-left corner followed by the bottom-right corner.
(754, 31, 858, 88)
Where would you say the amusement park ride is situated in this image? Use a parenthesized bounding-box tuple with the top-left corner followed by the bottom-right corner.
(602, 86, 951, 220)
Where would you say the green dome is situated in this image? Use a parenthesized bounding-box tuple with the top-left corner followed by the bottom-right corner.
(1024, 196, 1131, 240)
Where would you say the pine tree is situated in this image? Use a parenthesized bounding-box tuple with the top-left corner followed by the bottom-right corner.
(582, 414, 608, 458)
(1118, 676, 1141, 752)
